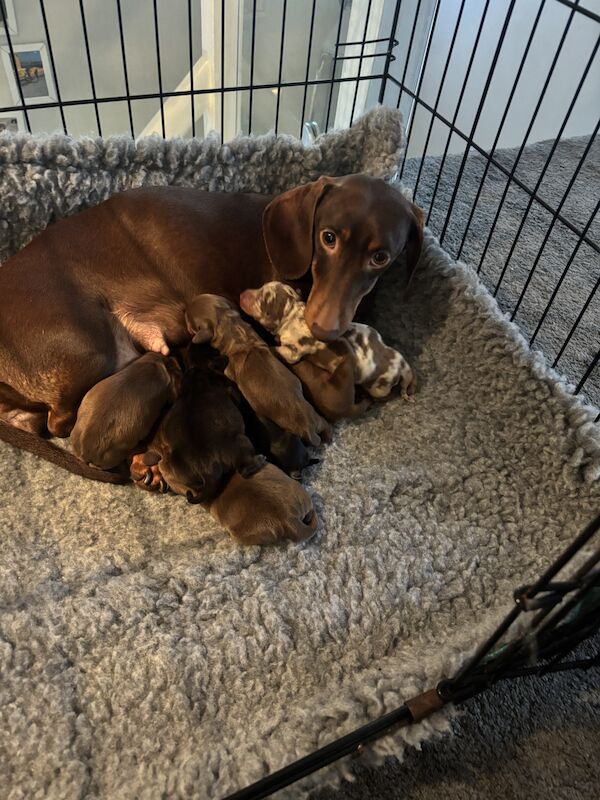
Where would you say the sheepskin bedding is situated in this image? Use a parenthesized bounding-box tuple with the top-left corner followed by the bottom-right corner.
(0, 108, 599, 799)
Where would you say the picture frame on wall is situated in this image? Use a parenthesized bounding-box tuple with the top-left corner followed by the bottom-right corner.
(0, 43, 56, 105)
(0, 0, 18, 35)
(0, 111, 24, 133)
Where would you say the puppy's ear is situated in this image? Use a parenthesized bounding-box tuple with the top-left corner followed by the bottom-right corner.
(262, 176, 333, 280)
(142, 450, 161, 467)
(192, 328, 213, 345)
(238, 453, 267, 479)
(403, 203, 424, 288)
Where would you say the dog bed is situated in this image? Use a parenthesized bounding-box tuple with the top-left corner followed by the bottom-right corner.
(0, 108, 599, 799)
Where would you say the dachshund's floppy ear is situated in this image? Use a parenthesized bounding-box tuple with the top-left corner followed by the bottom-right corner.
(191, 327, 213, 345)
(262, 176, 333, 280)
(403, 203, 424, 289)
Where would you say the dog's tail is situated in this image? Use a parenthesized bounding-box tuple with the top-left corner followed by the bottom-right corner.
(0, 419, 131, 485)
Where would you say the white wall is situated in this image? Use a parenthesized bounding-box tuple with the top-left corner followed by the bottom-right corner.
(0, 0, 204, 137)
(388, 0, 600, 158)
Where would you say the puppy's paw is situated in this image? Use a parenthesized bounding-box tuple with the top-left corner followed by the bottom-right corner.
(130, 453, 168, 492)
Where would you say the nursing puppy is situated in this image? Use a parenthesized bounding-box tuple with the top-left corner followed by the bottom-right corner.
(240, 401, 318, 479)
(185, 294, 331, 447)
(136, 344, 265, 503)
(70, 352, 181, 469)
(207, 462, 318, 545)
(240, 281, 416, 400)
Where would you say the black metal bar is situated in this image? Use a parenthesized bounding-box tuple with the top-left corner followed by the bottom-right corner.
(555, 0, 600, 24)
(336, 50, 396, 61)
(152, 0, 165, 137)
(274, 0, 288, 135)
(575, 349, 600, 395)
(325, 2, 346, 132)
(223, 704, 414, 800)
(531, 196, 600, 346)
(300, 0, 319, 138)
(378, 1, 402, 104)
(394, 0, 423, 115)
(386, 76, 600, 256)
(115, 0, 134, 137)
(221, 0, 225, 140)
(0, 5, 31, 131)
(349, 0, 374, 126)
(453, 512, 600, 687)
(422, 0, 491, 227)
(0, 74, 386, 117)
(439, 0, 517, 245)
(399, 0, 441, 179)
(456, 0, 547, 260)
(38, 0, 67, 134)
(493, 34, 600, 298)
(412, 0, 466, 203)
(511, 119, 600, 322)
(476, 4, 578, 274)
(78, 0, 102, 136)
(248, 0, 258, 135)
(552, 273, 599, 368)
(188, 0, 195, 137)
(344, 36, 394, 47)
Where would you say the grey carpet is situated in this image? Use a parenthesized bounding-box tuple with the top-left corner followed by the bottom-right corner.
(401, 135, 600, 407)
(0, 110, 599, 799)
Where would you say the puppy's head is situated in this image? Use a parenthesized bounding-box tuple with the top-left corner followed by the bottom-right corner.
(263, 175, 423, 341)
(239, 281, 302, 333)
(186, 293, 237, 344)
(146, 427, 265, 504)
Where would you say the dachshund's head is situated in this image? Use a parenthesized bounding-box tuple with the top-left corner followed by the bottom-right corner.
(262, 174, 423, 341)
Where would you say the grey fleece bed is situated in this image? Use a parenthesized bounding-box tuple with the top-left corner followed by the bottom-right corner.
(0, 108, 598, 799)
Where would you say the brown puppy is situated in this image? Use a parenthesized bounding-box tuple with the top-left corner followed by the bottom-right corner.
(138, 344, 265, 503)
(207, 462, 318, 545)
(185, 294, 331, 447)
(289, 341, 370, 421)
(70, 352, 181, 469)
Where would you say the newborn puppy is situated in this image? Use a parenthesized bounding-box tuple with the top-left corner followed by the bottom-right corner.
(289, 340, 370, 421)
(71, 352, 181, 469)
(207, 462, 318, 545)
(140, 344, 265, 503)
(240, 281, 326, 363)
(241, 281, 415, 400)
(185, 294, 331, 447)
(240, 401, 316, 479)
(344, 323, 416, 399)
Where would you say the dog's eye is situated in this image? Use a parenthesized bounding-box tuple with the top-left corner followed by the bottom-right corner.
(371, 250, 390, 268)
(321, 230, 337, 248)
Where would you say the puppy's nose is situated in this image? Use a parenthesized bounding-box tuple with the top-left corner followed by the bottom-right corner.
(309, 322, 341, 341)
(239, 289, 255, 312)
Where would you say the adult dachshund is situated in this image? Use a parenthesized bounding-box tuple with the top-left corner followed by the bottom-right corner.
(0, 174, 422, 471)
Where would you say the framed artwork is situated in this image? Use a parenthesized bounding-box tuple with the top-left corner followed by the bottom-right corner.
(0, 42, 57, 105)
(0, 1, 18, 35)
(0, 114, 23, 134)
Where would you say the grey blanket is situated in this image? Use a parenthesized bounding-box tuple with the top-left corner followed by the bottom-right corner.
(0, 108, 599, 799)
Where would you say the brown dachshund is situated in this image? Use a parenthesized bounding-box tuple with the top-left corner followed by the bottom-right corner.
(70, 352, 182, 469)
(135, 344, 265, 503)
(0, 176, 422, 475)
(206, 462, 318, 545)
(185, 294, 331, 447)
